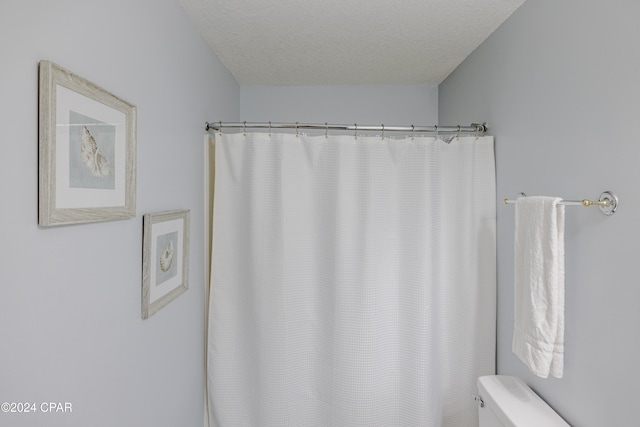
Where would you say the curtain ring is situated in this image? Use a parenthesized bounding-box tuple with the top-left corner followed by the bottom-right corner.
(381, 124, 385, 140)
(325, 122, 328, 138)
(434, 125, 438, 139)
(268, 121, 272, 137)
(457, 125, 461, 140)
(218, 121, 223, 135)
(411, 124, 415, 140)
(243, 121, 246, 136)
(354, 123, 358, 139)
(295, 121, 299, 138)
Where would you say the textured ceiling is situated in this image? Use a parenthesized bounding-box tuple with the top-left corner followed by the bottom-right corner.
(176, 0, 526, 85)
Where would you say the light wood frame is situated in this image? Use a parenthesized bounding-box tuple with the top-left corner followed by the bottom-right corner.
(142, 210, 190, 319)
(38, 60, 136, 226)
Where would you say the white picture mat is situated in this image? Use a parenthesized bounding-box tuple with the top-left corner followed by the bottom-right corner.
(55, 84, 127, 209)
(149, 218, 184, 304)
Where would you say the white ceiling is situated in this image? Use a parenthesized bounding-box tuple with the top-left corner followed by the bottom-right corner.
(176, 0, 526, 86)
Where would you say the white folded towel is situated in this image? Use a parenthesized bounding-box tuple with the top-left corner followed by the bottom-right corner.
(512, 196, 565, 379)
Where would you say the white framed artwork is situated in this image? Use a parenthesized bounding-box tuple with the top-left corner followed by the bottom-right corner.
(142, 210, 190, 319)
(38, 60, 136, 226)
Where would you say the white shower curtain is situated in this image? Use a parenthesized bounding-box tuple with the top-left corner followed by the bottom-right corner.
(207, 132, 496, 427)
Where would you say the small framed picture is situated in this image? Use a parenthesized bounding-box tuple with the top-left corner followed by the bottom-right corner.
(142, 210, 190, 319)
(38, 60, 136, 226)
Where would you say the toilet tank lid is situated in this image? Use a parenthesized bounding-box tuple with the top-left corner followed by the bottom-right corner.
(478, 376, 570, 427)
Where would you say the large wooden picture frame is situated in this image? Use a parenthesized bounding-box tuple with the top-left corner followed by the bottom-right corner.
(38, 60, 136, 226)
(142, 210, 190, 319)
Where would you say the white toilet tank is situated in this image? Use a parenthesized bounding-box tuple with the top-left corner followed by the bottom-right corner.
(476, 375, 570, 427)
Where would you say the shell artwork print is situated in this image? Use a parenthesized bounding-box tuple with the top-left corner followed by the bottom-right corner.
(80, 125, 109, 177)
(159, 240, 174, 273)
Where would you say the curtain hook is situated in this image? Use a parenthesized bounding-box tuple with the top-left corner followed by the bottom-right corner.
(218, 121, 223, 135)
(411, 124, 415, 140)
(243, 121, 246, 136)
(268, 121, 271, 137)
(354, 123, 358, 139)
(434, 125, 438, 139)
(295, 121, 299, 138)
(381, 124, 385, 140)
(457, 125, 461, 140)
(325, 122, 328, 138)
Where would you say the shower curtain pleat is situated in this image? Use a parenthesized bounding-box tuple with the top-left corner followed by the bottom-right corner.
(208, 132, 496, 427)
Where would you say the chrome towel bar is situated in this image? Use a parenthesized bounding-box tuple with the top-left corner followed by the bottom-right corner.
(503, 191, 618, 216)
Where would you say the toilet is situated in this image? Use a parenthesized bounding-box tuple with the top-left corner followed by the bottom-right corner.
(476, 375, 570, 427)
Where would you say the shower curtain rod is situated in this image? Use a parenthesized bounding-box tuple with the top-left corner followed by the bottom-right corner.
(205, 121, 488, 135)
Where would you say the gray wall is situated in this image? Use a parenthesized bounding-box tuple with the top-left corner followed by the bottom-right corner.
(439, 1, 640, 425)
(0, 1, 239, 426)
(240, 85, 438, 125)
